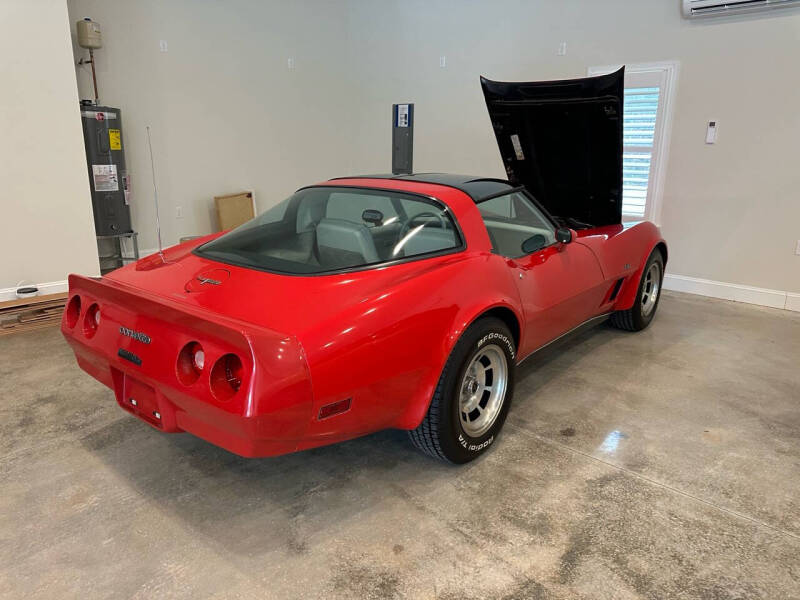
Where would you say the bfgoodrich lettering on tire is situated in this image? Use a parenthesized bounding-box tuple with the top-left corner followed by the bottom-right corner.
(409, 317, 516, 463)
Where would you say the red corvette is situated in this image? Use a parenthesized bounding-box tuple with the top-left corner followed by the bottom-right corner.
(62, 69, 666, 463)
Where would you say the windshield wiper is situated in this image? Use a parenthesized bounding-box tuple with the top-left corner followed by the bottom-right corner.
(554, 216, 594, 230)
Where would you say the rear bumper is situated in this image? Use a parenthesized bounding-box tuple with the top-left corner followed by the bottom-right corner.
(69, 339, 306, 457)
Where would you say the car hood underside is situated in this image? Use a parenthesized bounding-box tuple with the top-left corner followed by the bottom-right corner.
(481, 67, 624, 227)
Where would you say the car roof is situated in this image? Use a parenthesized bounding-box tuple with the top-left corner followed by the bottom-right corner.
(327, 173, 517, 202)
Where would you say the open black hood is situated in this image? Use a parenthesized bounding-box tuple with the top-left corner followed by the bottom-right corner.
(481, 68, 624, 227)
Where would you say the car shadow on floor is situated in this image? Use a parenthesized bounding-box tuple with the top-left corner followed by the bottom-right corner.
(76, 320, 623, 557)
(78, 403, 455, 557)
(514, 320, 619, 395)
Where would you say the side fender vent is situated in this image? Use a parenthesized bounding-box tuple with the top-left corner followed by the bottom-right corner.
(609, 278, 625, 302)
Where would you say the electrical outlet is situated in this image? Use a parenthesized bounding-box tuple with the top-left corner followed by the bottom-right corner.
(159, 40, 168, 52)
(557, 42, 567, 56)
(287, 57, 295, 70)
(175, 206, 183, 219)
(795, 239, 800, 255)
(439, 55, 447, 68)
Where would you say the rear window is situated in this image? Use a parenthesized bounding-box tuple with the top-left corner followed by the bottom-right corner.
(196, 187, 462, 274)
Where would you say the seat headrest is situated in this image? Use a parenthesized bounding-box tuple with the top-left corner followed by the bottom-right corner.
(316, 218, 380, 267)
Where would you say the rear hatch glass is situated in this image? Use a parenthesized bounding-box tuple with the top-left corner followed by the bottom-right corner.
(196, 186, 462, 275)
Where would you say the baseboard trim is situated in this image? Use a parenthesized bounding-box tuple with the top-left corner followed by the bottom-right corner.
(0, 280, 69, 303)
(663, 274, 800, 312)
(786, 293, 800, 313)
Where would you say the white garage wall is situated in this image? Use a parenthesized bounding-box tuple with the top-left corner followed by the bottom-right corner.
(0, 0, 99, 295)
(341, 0, 800, 299)
(67, 0, 353, 253)
(62, 0, 799, 303)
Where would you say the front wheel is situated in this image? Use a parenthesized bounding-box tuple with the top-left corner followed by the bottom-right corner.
(610, 249, 664, 331)
(409, 317, 516, 463)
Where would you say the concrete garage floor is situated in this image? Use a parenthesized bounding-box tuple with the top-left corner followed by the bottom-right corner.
(1, 291, 799, 599)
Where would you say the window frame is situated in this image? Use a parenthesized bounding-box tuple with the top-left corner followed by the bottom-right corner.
(194, 185, 467, 277)
(588, 61, 680, 225)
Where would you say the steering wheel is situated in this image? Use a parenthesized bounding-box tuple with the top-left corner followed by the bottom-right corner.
(399, 211, 447, 237)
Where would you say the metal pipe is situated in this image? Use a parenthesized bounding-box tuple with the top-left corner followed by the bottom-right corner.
(89, 49, 99, 104)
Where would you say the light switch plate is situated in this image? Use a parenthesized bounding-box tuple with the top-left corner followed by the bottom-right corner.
(159, 40, 168, 52)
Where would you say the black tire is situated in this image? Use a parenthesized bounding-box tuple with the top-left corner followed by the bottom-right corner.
(409, 317, 516, 463)
(610, 249, 664, 332)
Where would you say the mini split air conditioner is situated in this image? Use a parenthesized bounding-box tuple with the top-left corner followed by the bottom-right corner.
(682, 0, 800, 17)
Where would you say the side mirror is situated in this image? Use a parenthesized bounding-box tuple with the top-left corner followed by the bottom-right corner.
(555, 227, 573, 244)
(521, 233, 547, 254)
(362, 209, 384, 226)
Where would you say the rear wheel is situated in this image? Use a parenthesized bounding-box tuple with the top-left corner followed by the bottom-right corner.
(610, 250, 664, 331)
(409, 317, 515, 463)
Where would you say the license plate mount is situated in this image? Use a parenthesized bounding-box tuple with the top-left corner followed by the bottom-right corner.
(122, 376, 162, 427)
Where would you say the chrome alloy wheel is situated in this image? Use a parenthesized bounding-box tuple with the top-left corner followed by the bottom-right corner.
(641, 261, 662, 317)
(458, 344, 509, 437)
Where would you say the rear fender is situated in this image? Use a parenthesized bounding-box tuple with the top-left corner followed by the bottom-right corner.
(395, 299, 523, 430)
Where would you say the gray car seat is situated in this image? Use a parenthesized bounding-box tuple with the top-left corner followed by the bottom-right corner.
(316, 218, 381, 268)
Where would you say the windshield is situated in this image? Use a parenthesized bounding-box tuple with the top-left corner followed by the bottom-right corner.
(196, 186, 462, 274)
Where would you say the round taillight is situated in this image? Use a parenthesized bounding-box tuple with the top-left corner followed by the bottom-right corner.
(176, 341, 204, 386)
(83, 303, 100, 338)
(210, 353, 243, 401)
(66, 295, 81, 328)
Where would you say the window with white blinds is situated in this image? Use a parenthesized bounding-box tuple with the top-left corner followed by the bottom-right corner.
(623, 87, 660, 218)
(588, 62, 678, 224)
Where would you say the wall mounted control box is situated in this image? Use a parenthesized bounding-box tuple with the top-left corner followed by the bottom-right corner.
(392, 103, 414, 175)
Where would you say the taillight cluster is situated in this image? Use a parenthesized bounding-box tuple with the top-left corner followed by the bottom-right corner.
(67, 294, 244, 401)
(176, 341, 243, 401)
(65, 295, 101, 338)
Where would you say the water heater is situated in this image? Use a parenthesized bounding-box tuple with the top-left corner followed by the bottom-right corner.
(79, 104, 132, 236)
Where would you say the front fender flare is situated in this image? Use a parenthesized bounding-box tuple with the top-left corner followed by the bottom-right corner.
(615, 233, 667, 312)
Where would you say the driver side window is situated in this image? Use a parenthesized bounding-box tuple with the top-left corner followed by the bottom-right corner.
(478, 192, 555, 258)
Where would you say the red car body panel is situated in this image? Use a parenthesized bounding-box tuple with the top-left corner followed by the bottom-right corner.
(62, 177, 666, 457)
